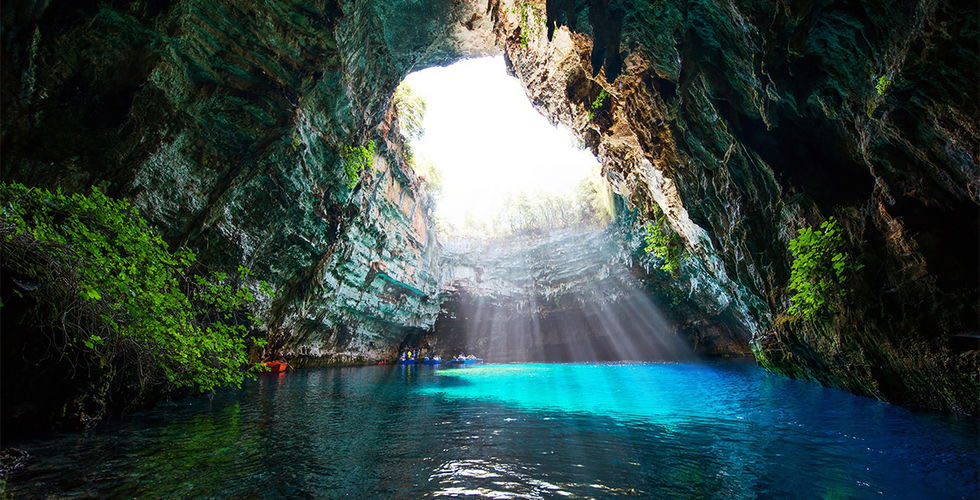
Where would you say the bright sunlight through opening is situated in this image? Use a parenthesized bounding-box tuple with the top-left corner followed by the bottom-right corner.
(397, 56, 611, 236)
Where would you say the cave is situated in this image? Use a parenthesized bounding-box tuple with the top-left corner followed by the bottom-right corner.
(0, 0, 977, 496)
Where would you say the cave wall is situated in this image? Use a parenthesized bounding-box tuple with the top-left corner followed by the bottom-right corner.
(1, 0, 496, 364)
(2, 0, 977, 414)
(430, 226, 749, 360)
(492, 0, 978, 413)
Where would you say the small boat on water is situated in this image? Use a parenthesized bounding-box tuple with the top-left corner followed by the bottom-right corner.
(397, 358, 416, 366)
(262, 360, 287, 373)
(422, 357, 442, 366)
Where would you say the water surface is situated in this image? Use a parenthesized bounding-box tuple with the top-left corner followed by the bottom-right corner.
(8, 362, 978, 498)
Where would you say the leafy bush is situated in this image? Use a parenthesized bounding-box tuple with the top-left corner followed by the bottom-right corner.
(291, 130, 302, 151)
(394, 82, 440, 198)
(644, 211, 682, 276)
(874, 75, 892, 96)
(575, 174, 614, 226)
(438, 165, 612, 237)
(588, 88, 609, 121)
(866, 74, 894, 117)
(412, 153, 444, 197)
(787, 217, 861, 320)
(394, 83, 426, 141)
(0, 183, 270, 393)
(509, 2, 544, 47)
(341, 140, 376, 189)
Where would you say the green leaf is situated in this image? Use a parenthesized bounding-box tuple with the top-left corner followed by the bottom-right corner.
(0, 181, 263, 394)
(785, 216, 858, 321)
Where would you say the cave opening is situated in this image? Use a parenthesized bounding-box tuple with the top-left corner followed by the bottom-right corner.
(397, 55, 611, 237)
(393, 56, 690, 363)
(2, 0, 978, 494)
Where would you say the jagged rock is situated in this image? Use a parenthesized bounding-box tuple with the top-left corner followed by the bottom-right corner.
(1, 0, 976, 414)
(0, 448, 29, 477)
(430, 227, 748, 360)
(1, 0, 495, 368)
(498, 0, 978, 413)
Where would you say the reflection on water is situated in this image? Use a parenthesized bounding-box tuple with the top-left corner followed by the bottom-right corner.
(8, 362, 979, 498)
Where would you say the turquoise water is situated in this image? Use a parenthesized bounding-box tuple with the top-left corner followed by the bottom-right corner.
(8, 362, 978, 498)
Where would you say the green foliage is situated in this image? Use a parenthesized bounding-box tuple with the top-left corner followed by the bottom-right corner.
(438, 164, 612, 237)
(509, 2, 544, 47)
(592, 89, 608, 109)
(394, 83, 426, 141)
(588, 88, 609, 121)
(787, 217, 862, 320)
(394, 82, 435, 197)
(291, 130, 302, 151)
(866, 74, 893, 117)
(0, 183, 272, 393)
(874, 75, 892, 96)
(575, 174, 614, 226)
(341, 140, 376, 189)
(491, 178, 612, 235)
(412, 153, 444, 198)
(644, 210, 682, 276)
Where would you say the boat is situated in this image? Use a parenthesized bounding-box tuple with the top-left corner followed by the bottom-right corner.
(397, 358, 416, 366)
(446, 358, 483, 366)
(262, 360, 287, 373)
(422, 357, 442, 366)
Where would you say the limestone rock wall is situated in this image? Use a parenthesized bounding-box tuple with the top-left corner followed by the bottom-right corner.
(0, 0, 496, 364)
(490, 0, 978, 413)
(430, 225, 749, 360)
(2, 0, 976, 414)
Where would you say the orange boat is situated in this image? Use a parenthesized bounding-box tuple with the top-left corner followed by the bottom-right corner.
(262, 360, 288, 373)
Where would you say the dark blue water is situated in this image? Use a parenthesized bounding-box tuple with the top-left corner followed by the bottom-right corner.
(8, 362, 978, 498)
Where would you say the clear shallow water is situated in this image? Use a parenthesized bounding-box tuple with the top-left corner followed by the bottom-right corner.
(8, 362, 978, 498)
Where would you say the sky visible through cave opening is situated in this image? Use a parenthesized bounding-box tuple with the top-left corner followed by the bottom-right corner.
(400, 56, 602, 233)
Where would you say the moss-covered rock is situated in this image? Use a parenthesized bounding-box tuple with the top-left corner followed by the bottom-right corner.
(502, 0, 977, 413)
(1, 0, 496, 371)
(1, 0, 976, 416)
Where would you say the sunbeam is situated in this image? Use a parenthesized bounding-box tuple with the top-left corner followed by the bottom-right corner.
(432, 228, 692, 362)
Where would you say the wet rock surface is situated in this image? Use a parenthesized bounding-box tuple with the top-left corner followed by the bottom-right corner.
(498, 0, 978, 413)
(1, 0, 976, 414)
(1, 0, 495, 367)
(430, 226, 749, 361)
